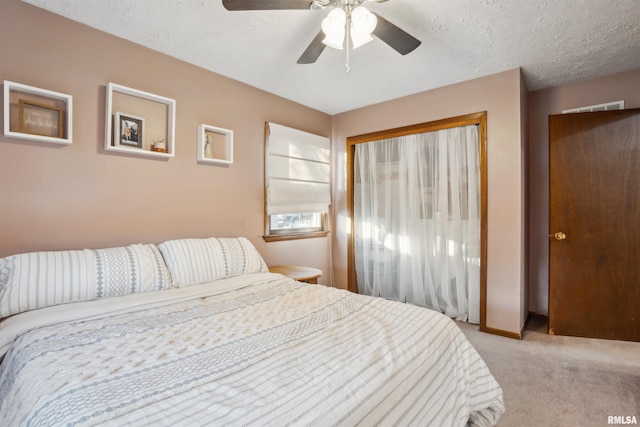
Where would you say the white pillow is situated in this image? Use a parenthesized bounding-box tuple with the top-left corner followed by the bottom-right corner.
(0, 244, 173, 318)
(158, 237, 268, 287)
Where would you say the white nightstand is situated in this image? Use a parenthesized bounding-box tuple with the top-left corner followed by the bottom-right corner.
(268, 266, 322, 284)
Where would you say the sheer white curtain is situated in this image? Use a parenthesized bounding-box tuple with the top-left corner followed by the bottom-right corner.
(354, 125, 480, 323)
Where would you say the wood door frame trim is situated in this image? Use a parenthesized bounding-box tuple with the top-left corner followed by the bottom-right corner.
(346, 112, 488, 331)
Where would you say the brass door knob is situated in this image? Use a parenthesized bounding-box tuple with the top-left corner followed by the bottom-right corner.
(554, 232, 567, 241)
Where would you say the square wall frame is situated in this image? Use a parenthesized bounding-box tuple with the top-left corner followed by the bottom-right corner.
(3, 80, 73, 145)
(105, 82, 176, 158)
(198, 124, 233, 165)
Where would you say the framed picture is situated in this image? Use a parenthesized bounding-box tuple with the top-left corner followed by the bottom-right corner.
(114, 112, 144, 148)
(18, 100, 63, 138)
(3, 80, 72, 145)
(198, 124, 233, 165)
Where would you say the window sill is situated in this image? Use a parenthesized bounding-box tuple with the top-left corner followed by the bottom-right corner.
(263, 230, 329, 243)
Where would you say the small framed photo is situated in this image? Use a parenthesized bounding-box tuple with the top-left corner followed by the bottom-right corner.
(198, 124, 233, 165)
(114, 112, 144, 148)
(18, 100, 63, 138)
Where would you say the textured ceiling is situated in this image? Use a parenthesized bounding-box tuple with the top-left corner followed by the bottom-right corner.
(23, 0, 640, 115)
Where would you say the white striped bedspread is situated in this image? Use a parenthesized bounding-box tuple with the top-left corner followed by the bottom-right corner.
(0, 273, 504, 426)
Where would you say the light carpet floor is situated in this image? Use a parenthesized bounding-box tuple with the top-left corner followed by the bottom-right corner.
(457, 317, 640, 427)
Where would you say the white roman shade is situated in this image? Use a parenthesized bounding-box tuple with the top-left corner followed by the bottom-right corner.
(266, 122, 331, 215)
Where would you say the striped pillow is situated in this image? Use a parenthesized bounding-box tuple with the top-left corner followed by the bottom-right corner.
(158, 237, 268, 287)
(0, 244, 173, 318)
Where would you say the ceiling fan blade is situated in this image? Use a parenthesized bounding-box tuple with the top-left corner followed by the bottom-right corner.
(297, 30, 327, 64)
(372, 13, 421, 55)
(222, 0, 313, 10)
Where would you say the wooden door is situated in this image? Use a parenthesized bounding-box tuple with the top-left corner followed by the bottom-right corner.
(549, 109, 640, 342)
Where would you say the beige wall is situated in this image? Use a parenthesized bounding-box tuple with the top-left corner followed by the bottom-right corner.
(519, 72, 530, 328)
(527, 68, 640, 315)
(332, 69, 527, 334)
(0, 0, 333, 283)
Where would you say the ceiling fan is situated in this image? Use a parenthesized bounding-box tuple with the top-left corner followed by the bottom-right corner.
(222, 0, 421, 69)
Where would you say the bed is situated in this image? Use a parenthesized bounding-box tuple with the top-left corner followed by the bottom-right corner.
(0, 237, 503, 426)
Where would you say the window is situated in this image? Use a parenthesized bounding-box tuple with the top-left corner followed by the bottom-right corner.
(270, 213, 324, 232)
(264, 122, 331, 241)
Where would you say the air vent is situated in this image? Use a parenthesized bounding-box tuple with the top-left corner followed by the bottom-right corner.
(562, 100, 624, 114)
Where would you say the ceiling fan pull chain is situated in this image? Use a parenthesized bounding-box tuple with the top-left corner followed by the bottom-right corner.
(346, 12, 351, 72)
(346, 43, 351, 72)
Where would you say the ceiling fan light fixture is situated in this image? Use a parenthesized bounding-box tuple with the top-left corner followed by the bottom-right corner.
(224, 0, 422, 68)
(350, 6, 377, 49)
(321, 8, 346, 49)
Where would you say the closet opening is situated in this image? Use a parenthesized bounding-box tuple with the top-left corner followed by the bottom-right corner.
(346, 112, 487, 328)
